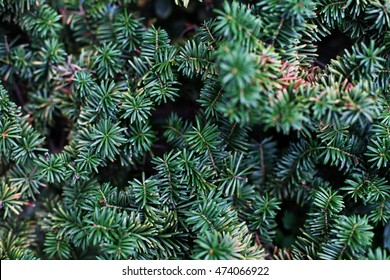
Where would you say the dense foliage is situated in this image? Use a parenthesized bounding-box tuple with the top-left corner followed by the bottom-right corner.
(0, 0, 389, 260)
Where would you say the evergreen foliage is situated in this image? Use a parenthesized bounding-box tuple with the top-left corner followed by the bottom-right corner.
(0, 0, 389, 260)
